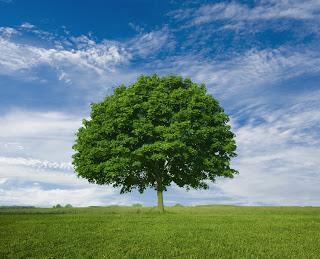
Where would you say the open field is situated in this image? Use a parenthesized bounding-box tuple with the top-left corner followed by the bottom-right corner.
(1, 205, 320, 258)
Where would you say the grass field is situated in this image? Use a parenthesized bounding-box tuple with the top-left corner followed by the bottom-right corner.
(1, 205, 320, 258)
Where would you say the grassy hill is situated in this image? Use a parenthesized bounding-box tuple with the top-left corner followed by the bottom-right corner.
(1, 205, 319, 258)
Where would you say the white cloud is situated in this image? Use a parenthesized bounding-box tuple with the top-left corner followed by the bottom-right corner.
(0, 156, 73, 170)
(0, 178, 7, 184)
(217, 97, 320, 205)
(0, 110, 82, 163)
(127, 26, 174, 58)
(0, 185, 125, 207)
(172, 0, 320, 27)
(20, 22, 35, 29)
(0, 110, 81, 139)
(149, 48, 320, 103)
(0, 27, 19, 37)
(128, 22, 144, 33)
(0, 37, 129, 77)
(0, 25, 173, 88)
(0, 164, 78, 186)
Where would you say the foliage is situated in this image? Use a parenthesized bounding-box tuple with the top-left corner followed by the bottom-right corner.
(53, 204, 62, 208)
(65, 204, 73, 208)
(72, 75, 238, 204)
(1, 206, 320, 258)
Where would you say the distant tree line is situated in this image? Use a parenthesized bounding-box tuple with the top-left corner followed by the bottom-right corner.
(52, 204, 73, 208)
(0, 206, 35, 209)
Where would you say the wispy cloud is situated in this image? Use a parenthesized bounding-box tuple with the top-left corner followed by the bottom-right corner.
(20, 22, 35, 29)
(0, 27, 19, 37)
(0, 111, 83, 174)
(171, 0, 320, 27)
(0, 183, 127, 207)
(0, 25, 173, 88)
(0, 156, 73, 170)
(127, 26, 175, 58)
(0, 36, 129, 78)
(0, 110, 81, 139)
(146, 47, 320, 104)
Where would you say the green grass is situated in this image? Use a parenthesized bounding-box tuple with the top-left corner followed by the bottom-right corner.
(1, 206, 320, 258)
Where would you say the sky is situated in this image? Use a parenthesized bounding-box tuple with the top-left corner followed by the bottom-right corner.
(0, 0, 320, 207)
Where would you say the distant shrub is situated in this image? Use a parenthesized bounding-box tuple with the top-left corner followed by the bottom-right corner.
(65, 204, 73, 208)
(107, 205, 120, 208)
(173, 203, 183, 207)
(53, 204, 62, 208)
(132, 203, 143, 208)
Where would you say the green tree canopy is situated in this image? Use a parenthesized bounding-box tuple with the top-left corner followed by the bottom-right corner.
(72, 75, 238, 211)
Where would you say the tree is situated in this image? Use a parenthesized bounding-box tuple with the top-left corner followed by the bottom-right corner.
(72, 75, 238, 212)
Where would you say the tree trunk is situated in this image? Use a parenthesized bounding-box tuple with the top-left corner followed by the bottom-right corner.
(157, 190, 164, 213)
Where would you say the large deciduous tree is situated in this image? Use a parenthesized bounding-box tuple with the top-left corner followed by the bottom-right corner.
(72, 75, 238, 212)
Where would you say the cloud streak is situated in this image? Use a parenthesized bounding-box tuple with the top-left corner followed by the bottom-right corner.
(147, 47, 320, 105)
(171, 0, 320, 27)
(0, 156, 73, 171)
(0, 37, 129, 79)
(0, 25, 173, 88)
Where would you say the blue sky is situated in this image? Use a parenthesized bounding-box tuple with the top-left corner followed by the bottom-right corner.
(0, 0, 320, 207)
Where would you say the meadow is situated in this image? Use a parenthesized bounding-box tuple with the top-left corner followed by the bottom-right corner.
(1, 205, 319, 258)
